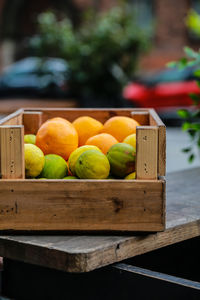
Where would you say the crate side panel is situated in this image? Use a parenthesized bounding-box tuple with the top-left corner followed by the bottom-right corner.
(149, 109, 166, 176)
(23, 112, 43, 134)
(0, 180, 164, 231)
(40, 109, 149, 124)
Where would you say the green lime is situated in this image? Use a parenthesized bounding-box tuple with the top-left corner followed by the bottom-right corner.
(68, 145, 101, 175)
(40, 154, 68, 179)
(25, 144, 45, 178)
(24, 134, 36, 145)
(75, 150, 110, 179)
(63, 176, 78, 179)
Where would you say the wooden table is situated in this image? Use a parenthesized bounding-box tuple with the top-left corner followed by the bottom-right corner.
(0, 168, 200, 299)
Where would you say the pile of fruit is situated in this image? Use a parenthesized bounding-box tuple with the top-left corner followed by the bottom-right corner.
(24, 115, 140, 180)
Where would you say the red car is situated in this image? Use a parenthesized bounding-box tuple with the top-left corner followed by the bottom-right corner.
(123, 67, 199, 111)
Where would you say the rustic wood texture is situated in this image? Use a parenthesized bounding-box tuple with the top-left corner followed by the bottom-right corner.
(0, 168, 198, 273)
(149, 109, 166, 176)
(136, 126, 158, 179)
(0, 109, 23, 126)
(0, 125, 25, 179)
(23, 111, 43, 134)
(0, 179, 165, 231)
(23, 108, 149, 124)
(131, 111, 149, 125)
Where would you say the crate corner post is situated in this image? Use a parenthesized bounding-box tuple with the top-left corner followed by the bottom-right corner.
(0, 125, 25, 179)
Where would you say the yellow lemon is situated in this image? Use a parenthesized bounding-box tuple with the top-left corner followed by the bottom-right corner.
(123, 133, 136, 149)
(124, 172, 136, 180)
(69, 145, 101, 175)
(25, 144, 45, 178)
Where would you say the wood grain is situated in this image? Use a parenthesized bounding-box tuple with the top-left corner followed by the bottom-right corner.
(0, 168, 197, 273)
(0, 179, 165, 231)
(0, 126, 25, 179)
(23, 111, 43, 134)
(131, 111, 149, 125)
(0, 109, 24, 126)
(149, 109, 166, 176)
(136, 126, 158, 179)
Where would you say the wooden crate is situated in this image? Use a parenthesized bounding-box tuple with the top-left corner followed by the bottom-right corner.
(0, 108, 166, 232)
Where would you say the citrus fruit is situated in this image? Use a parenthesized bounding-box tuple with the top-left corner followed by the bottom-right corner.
(36, 117, 78, 160)
(68, 145, 101, 175)
(102, 116, 140, 142)
(124, 172, 136, 180)
(72, 116, 103, 146)
(107, 143, 136, 178)
(25, 144, 45, 178)
(66, 161, 73, 176)
(40, 154, 68, 179)
(63, 176, 78, 179)
(85, 133, 118, 154)
(24, 134, 36, 145)
(75, 150, 110, 179)
(123, 133, 136, 149)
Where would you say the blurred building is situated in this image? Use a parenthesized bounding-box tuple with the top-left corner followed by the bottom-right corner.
(0, 0, 199, 72)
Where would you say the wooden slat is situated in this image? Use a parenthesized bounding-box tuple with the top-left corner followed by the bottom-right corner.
(0, 109, 24, 126)
(0, 126, 25, 179)
(20, 108, 149, 124)
(149, 109, 166, 176)
(131, 111, 149, 125)
(0, 168, 198, 273)
(23, 111, 43, 134)
(136, 126, 158, 180)
(0, 179, 165, 232)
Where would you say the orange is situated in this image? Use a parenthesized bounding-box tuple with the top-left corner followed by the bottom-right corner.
(36, 117, 78, 160)
(72, 116, 103, 146)
(102, 116, 140, 142)
(85, 133, 118, 154)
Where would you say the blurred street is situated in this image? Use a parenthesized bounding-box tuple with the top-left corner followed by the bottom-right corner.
(167, 127, 200, 173)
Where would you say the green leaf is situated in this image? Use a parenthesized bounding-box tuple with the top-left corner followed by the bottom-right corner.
(182, 147, 191, 153)
(196, 80, 200, 88)
(191, 123, 200, 130)
(194, 69, 200, 77)
(166, 61, 177, 68)
(189, 93, 200, 104)
(197, 137, 200, 147)
(188, 153, 195, 163)
(182, 121, 192, 131)
(188, 129, 197, 138)
(178, 57, 188, 69)
(192, 109, 200, 118)
(184, 46, 199, 58)
(177, 109, 191, 119)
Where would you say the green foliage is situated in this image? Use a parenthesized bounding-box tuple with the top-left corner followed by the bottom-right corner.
(186, 9, 200, 37)
(167, 8, 200, 163)
(30, 8, 149, 98)
(168, 45, 200, 163)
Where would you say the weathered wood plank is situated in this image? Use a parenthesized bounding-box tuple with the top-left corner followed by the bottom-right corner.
(0, 109, 24, 126)
(23, 111, 43, 134)
(0, 179, 165, 231)
(149, 109, 166, 176)
(131, 111, 149, 125)
(136, 126, 158, 179)
(21, 108, 149, 124)
(0, 168, 198, 273)
(0, 126, 25, 179)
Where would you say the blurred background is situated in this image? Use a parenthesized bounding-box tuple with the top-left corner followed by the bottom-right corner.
(0, 0, 200, 170)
